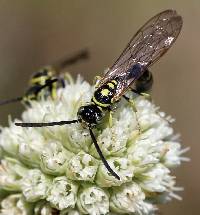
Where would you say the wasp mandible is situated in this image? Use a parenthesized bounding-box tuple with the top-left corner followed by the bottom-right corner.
(16, 10, 183, 180)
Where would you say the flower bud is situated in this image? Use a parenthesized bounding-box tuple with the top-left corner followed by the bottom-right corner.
(66, 151, 99, 181)
(40, 141, 73, 175)
(47, 176, 78, 210)
(77, 185, 109, 215)
(21, 169, 51, 202)
(0, 158, 27, 191)
(110, 182, 155, 214)
(34, 200, 59, 215)
(96, 157, 134, 187)
(0, 120, 23, 157)
(18, 129, 46, 167)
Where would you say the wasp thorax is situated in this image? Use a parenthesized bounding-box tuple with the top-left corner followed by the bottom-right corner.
(30, 66, 56, 86)
(36, 66, 55, 78)
(77, 104, 103, 126)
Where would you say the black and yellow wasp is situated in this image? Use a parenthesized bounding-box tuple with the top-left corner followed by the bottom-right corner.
(0, 49, 89, 106)
(16, 10, 183, 180)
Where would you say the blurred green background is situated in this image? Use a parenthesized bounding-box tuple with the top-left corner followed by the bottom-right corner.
(0, 1, 198, 214)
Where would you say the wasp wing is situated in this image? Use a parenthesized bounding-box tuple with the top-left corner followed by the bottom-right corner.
(99, 10, 183, 101)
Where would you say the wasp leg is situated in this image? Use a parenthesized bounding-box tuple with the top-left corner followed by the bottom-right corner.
(123, 95, 141, 133)
(107, 105, 118, 128)
(54, 49, 89, 71)
(60, 78, 65, 88)
(108, 110, 114, 128)
(93, 76, 102, 87)
(123, 95, 137, 112)
(62, 73, 74, 85)
(131, 89, 170, 123)
(44, 78, 60, 100)
(51, 84, 57, 99)
(130, 88, 151, 100)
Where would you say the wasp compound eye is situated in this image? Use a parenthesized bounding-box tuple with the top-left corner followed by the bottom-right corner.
(135, 69, 153, 93)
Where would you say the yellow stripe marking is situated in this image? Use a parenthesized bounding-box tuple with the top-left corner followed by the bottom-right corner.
(112, 80, 117, 85)
(30, 77, 47, 85)
(92, 96, 110, 107)
(101, 89, 109, 96)
(23, 94, 36, 101)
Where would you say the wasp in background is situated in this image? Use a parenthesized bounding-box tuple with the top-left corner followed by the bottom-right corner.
(16, 10, 183, 180)
(0, 49, 89, 106)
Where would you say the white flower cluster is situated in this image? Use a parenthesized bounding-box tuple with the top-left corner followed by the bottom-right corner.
(0, 74, 189, 215)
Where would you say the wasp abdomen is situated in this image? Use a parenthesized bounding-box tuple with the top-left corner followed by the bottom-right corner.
(127, 63, 143, 80)
(135, 69, 153, 93)
(92, 80, 118, 108)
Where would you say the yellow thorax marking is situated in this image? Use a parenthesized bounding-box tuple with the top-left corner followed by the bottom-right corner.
(111, 80, 117, 85)
(30, 76, 47, 85)
(107, 82, 115, 89)
(101, 89, 110, 96)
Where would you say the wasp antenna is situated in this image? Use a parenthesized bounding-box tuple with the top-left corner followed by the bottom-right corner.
(55, 49, 90, 71)
(0, 96, 22, 106)
(15, 120, 79, 127)
(77, 49, 89, 60)
(89, 127, 120, 180)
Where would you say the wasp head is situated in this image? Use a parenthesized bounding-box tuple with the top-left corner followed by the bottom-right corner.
(77, 104, 103, 127)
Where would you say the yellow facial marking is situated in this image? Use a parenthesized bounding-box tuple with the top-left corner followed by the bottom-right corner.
(101, 89, 110, 96)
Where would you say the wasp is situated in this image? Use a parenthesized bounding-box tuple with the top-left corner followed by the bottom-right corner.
(16, 10, 183, 180)
(0, 49, 89, 106)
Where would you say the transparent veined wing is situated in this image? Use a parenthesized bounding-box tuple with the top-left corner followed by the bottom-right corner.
(99, 10, 183, 101)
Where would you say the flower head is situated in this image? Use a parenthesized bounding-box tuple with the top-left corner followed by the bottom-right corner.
(0, 73, 188, 214)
